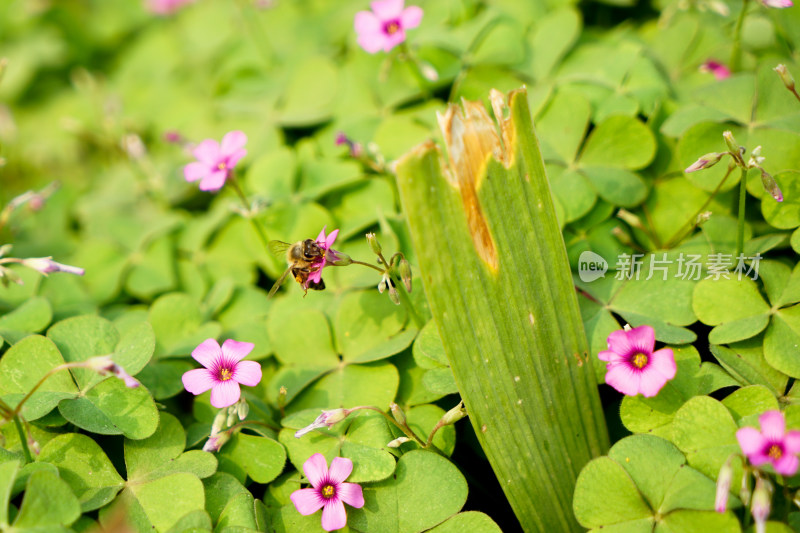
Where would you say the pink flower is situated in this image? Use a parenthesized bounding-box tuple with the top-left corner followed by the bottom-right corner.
(354, 0, 423, 54)
(290, 454, 365, 531)
(146, 0, 194, 15)
(182, 339, 262, 408)
(737, 410, 800, 475)
(699, 60, 731, 80)
(183, 131, 247, 192)
(597, 325, 676, 397)
(305, 227, 341, 290)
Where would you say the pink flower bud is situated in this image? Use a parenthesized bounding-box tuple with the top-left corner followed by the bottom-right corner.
(685, 152, 724, 173)
(294, 408, 352, 438)
(203, 431, 230, 452)
(751, 478, 771, 533)
(715, 458, 734, 512)
(775, 64, 796, 91)
(21, 257, 84, 277)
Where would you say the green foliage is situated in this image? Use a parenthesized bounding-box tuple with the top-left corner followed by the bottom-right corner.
(573, 435, 740, 532)
(2, 0, 800, 531)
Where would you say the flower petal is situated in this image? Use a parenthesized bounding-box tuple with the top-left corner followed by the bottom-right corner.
(605, 329, 635, 358)
(192, 338, 222, 368)
(637, 364, 671, 398)
(324, 229, 339, 249)
(303, 453, 330, 488)
(607, 326, 654, 357)
(225, 148, 247, 168)
(784, 430, 800, 454)
(649, 348, 677, 380)
(774, 452, 799, 476)
(220, 130, 248, 156)
(291, 488, 324, 515)
(338, 482, 364, 508)
(321, 499, 347, 532)
(383, 29, 407, 52)
(355, 11, 381, 34)
(737, 427, 767, 456)
(209, 380, 241, 408)
(306, 267, 322, 286)
(184, 161, 209, 182)
(759, 410, 786, 440)
(597, 349, 624, 363)
(400, 5, 423, 29)
(316, 226, 328, 243)
(604, 364, 642, 396)
(357, 32, 386, 54)
(634, 347, 676, 398)
(199, 169, 228, 191)
(371, 0, 404, 19)
(182, 368, 216, 395)
(192, 139, 221, 164)
(233, 360, 262, 387)
(221, 339, 255, 362)
(328, 456, 353, 485)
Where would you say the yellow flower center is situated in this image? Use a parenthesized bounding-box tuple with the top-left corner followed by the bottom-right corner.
(385, 21, 400, 34)
(768, 444, 783, 460)
(321, 484, 335, 499)
(217, 162, 227, 170)
(632, 352, 648, 369)
(220, 368, 233, 381)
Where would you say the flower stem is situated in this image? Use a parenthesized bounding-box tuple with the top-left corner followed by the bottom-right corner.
(352, 256, 424, 328)
(376, 252, 424, 329)
(228, 176, 271, 253)
(730, 0, 750, 72)
(351, 259, 386, 274)
(13, 415, 32, 464)
(357, 406, 445, 456)
(736, 167, 748, 258)
(10, 362, 87, 418)
(425, 419, 446, 448)
(664, 165, 734, 248)
(229, 419, 281, 433)
(391, 272, 424, 329)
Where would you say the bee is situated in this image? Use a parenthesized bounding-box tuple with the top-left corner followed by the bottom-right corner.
(268, 239, 326, 298)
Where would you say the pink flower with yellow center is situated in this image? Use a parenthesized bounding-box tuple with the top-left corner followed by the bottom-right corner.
(354, 0, 423, 53)
(597, 325, 676, 398)
(181, 338, 262, 408)
(291, 453, 364, 531)
(183, 131, 247, 192)
(737, 410, 800, 475)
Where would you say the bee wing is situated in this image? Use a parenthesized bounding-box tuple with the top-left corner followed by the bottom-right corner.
(268, 240, 291, 258)
(268, 266, 295, 298)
